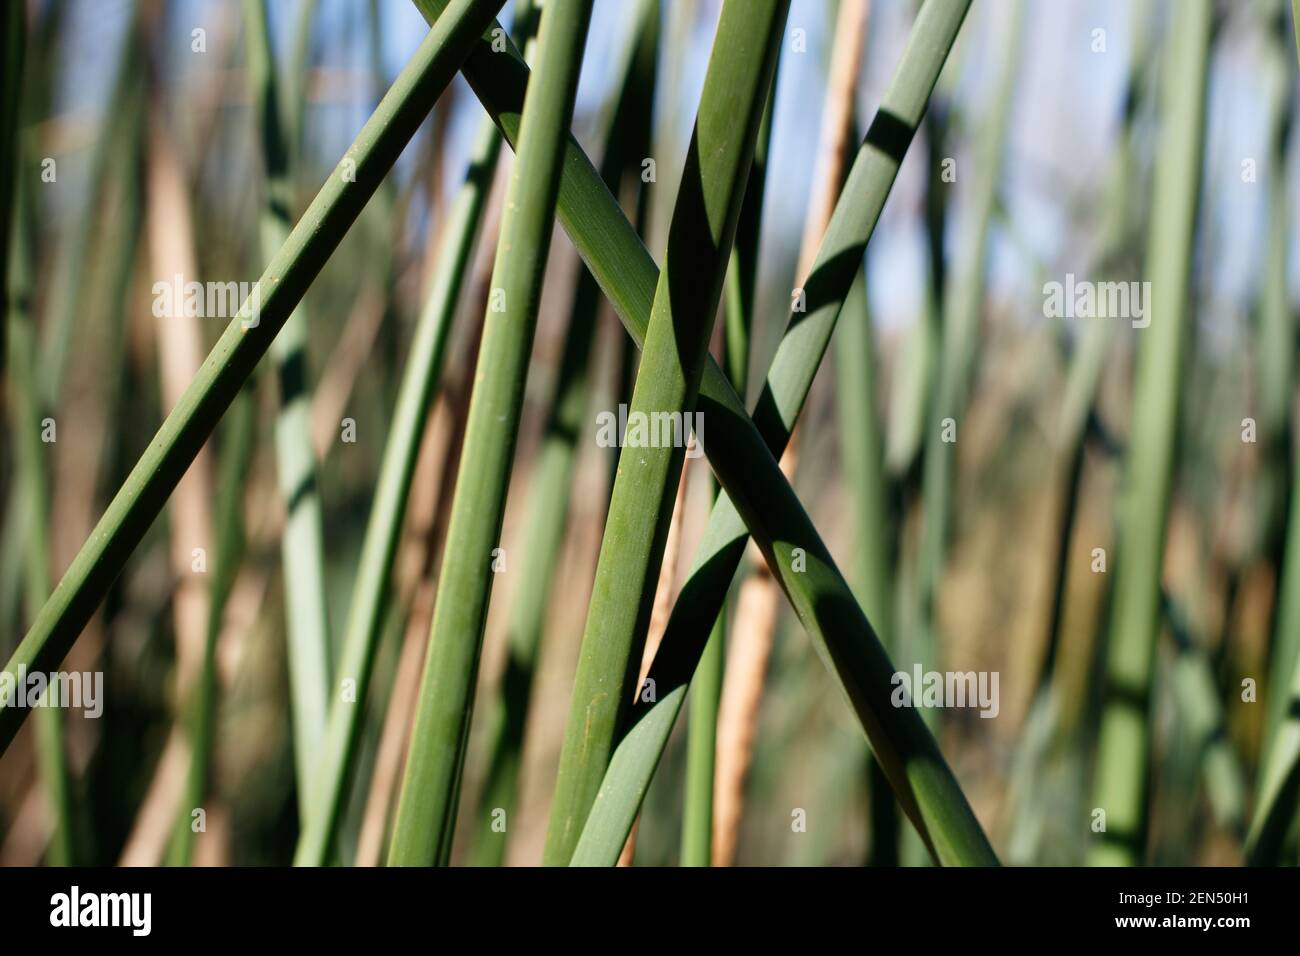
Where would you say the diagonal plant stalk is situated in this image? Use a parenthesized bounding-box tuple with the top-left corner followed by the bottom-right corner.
(543, 0, 790, 867)
(682, 39, 781, 870)
(0, 0, 508, 759)
(293, 113, 503, 867)
(713, 0, 869, 867)
(569, 0, 986, 867)
(468, 0, 658, 869)
(295, 0, 545, 870)
(7, 176, 75, 866)
(681, 74, 777, 871)
(386, 0, 594, 868)
(1087, 0, 1212, 867)
(411, 0, 993, 867)
(244, 0, 334, 828)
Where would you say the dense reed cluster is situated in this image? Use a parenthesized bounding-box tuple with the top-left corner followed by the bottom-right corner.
(0, 0, 1297, 868)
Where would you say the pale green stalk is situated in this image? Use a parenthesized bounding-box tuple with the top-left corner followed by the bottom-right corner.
(915, 0, 1025, 639)
(681, 38, 778, 873)
(410, 0, 994, 867)
(167, 389, 256, 866)
(1246, 0, 1300, 868)
(833, 267, 898, 864)
(1088, 0, 1212, 867)
(0, 0, 508, 758)
(468, 0, 657, 868)
(7, 178, 74, 866)
(544, 0, 790, 867)
(386, 0, 594, 868)
(244, 0, 333, 819)
(294, 113, 502, 866)
(0, 0, 23, 377)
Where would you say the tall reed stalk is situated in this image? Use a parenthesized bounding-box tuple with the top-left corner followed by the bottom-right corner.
(679, 13, 778, 874)
(167, 389, 255, 865)
(411, 0, 993, 867)
(386, 0, 594, 867)
(293, 112, 502, 866)
(544, 0, 790, 867)
(1247, 0, 1300, 865)
(915, 0, 1024, 644)
(8, 177, 75, 866)
(833, 267, 898, 864)
(713, 0, 868, 866)
(0, 0, 23, 378)
(244, 0, 334, 823)
(1088, 0, 1212, 867)
(0, 0, 507, 758)
(468, 0, 658, 868)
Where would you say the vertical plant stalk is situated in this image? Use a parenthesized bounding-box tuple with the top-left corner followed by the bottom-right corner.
(409, 0, 992, 867)
(619, 462, 690, 868)
(0, 0, 508, 759)
(722, 69, 778, 403)
(682, 26, 780, 873)
(1039, 0, 1150, 700)
(832, 267, 898, 865)
(145, 115, 217, 712)
(0, 0, 23, 380)
(7, 178, 75, 866)
(293, 113, 503, 866)
(469, 0, 660, 870)
(712, 0, 869, 867)
(1002, 2, 1152, 867)
(569, 0, 986, 868)
(1087, 0, 1211, 867)
(167, 389, 256, 865)
(244, 0, 334, 820)
(1247, 0, 1300, 866)
(386, 0, 594, 868)
(38, 13, 138, 404)
(681, 592, 725, 866)
(297, 0, 543, 858)
(1260, 0, 1300, 761)
(915, 0, 1024, 644)
(543, 0, 790, 867)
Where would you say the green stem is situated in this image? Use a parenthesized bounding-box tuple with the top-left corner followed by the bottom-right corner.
(467, 0, 658, 869)
(1088, 0, 1212, 867)
(166, 387, 256, 866)
(386, 0, 594, 868)
(244, 0, 334, 830)
(0, 0, 509, 759)
(411, 0, 994, 867)
(293, 112, 502, 867)
(8, 178, 74, 866)
(544, 0, 790, 867)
